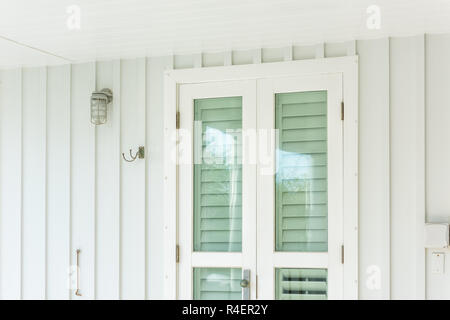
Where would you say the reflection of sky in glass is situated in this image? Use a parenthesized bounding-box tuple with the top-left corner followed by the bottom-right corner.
(276, 149, 314, 192)
(194, 268, 241, 299)
(203, 127, 240, 165)
(203, 126, 241, 251)
(275, 94, 328, 252)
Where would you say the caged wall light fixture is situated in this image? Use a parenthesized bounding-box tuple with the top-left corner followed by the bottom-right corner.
(90, 88, 113, 125)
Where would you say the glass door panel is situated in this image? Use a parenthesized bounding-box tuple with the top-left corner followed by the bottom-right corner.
(193, 268, 242, 300)
(194, 97, 243, 252)
(275, 268, 328, 300)
(275, 91, 328, 252)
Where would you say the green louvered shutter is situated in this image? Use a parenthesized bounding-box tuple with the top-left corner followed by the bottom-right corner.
(193, 96, 242, 252)
(276, 268, 327, 300)
(193, 268, 242, 300)
(275, 91, 328, 252)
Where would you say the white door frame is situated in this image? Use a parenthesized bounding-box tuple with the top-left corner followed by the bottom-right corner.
(163, 56, 359, 299)
(178, 80, 257, 299)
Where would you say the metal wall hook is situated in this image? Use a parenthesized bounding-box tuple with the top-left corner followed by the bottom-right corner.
(122, 146, 145, 162)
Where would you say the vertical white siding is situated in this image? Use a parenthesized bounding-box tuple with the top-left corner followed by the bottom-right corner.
(47, 65, 71, 299)
(120, 59, 146, 299)
(426, 34, 450, 300)
(357, 38, 391, 299)
(0, 36, 448, 299)
(390, 35, 426, 299)
(95, 61, 121, 299)
(71, 63, 96, 299)
(22, 67, 47, 299)
(0, 69, 22, 299)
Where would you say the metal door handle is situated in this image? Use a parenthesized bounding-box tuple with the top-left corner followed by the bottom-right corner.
(75, 249, 82, 296)
(241, 269, 250, 300)
(240, 279, 249, 288)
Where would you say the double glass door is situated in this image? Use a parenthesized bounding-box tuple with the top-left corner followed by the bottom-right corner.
(178, 74, 343, 300)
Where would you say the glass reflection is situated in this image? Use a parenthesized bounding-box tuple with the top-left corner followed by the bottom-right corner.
(275, 91, 328, 252)
(193, 97, 243, 252)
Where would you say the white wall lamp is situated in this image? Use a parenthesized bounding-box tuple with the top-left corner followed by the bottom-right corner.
(90, 88, 113, 125)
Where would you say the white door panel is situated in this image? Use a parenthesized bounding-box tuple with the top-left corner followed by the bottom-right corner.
(178, 80, 257, 299)
(257, 74, 343, 300)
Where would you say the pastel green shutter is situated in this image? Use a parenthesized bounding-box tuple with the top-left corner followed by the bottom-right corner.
(194, 97, 243, 252)
(194, 268, 242, 300)
(275, 91, 328, 252)
(276, 268, 328, 300)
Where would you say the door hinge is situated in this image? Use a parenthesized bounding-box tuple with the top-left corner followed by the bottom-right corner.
(341, 245, 345, 264)
(176, 111, 180, 129)
(176, 244, 180, 263)
(341, 101, 344, 121)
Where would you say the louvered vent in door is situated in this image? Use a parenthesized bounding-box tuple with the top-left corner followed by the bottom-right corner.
(276, 268, 328, 300)
(194, 268, 242, 300)
(194, 97, 242, 252)
(275, 91, 328, 252)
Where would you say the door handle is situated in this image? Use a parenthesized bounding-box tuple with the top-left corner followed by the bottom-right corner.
(75, 249, 82, 296)
(241, 269, 250, 300)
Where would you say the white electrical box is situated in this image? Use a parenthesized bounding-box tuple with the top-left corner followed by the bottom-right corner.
(431, 252, 445, 274)
(424, 223, 449, 248)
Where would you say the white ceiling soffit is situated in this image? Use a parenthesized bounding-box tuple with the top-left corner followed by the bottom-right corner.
(1, 0, 450, 68)
(0, 37, 69, 69)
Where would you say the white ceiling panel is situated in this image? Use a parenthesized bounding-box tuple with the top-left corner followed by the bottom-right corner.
(1, 0, 450, 67)
(0, 37, 69, 69)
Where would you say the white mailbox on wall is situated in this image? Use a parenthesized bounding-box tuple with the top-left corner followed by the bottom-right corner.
(425, 223, 449, 248)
